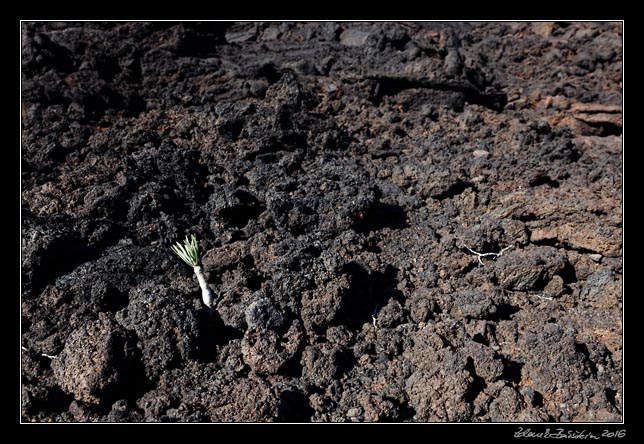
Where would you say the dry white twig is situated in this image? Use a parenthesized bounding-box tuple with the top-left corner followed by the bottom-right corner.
(372, 306, 378, 330)
(22, 346, 57, 359)
(536, 294, 553, 301)
(462, 244, 514, 266)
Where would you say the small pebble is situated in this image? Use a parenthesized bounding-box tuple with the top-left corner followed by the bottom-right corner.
(589, 254, 603, 263)
(473, 150, 489, 158)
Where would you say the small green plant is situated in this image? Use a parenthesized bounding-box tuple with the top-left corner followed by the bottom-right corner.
(172, 234, 214, 309)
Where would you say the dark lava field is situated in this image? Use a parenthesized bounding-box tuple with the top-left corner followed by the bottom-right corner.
(21, 21, 622, 422)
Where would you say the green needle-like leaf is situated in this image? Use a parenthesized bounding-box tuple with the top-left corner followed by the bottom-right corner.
(171, 234, 200, 267)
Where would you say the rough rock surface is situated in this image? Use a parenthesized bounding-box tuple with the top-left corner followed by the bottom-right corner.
(22, 21, 622, 422)
(51, 314, 141, 405)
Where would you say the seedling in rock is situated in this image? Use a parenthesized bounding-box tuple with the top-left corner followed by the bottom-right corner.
(171, 234, 214, 309)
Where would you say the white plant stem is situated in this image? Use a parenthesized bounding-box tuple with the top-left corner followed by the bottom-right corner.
(193, 265, 214, 309)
